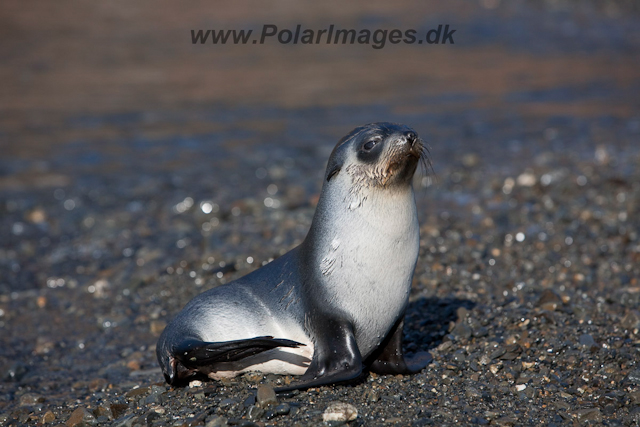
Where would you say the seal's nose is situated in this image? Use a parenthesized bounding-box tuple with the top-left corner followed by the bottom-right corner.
(404, 131, 417, 146)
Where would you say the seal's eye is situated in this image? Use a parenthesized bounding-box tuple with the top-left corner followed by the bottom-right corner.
(363, 139, 378, 151)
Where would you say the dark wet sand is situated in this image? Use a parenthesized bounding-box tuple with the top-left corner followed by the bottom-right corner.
(1, 1, 640, 426)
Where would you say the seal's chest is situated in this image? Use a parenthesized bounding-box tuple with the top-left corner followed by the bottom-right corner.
(324, 230, 419, 357)
(352, 248, 414, 355)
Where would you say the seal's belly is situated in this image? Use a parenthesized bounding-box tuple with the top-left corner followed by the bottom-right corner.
(207, 344, 315, 379)
(192, 298, 315, 377)
(199, 319, 315, 377)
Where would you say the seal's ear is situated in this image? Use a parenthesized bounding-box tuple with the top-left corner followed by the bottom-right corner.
(327, 165, 341, 182)
(326, 125, 365, 182)
(325, 150, 344, 182)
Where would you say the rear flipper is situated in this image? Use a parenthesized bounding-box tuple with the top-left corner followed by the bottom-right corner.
(367, 317, 432, 375)
(164, 336, 304, 386)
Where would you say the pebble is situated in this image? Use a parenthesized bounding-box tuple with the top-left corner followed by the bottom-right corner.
(219, 398, 237, 408)
(492, 416, 517, 426)
(243, 373, 263, 383)
(452, 349, 467, 363)
(489, 347, 506, 360)
(456, 306, 469, 320)
(274, 403, 290, 415)
(322, 402, 358, 423)
(243, 394, 256, 408)
(499, 344, 522, 360)
(140, 410, 160, 425)
(89, 378, 108, 392)
(364, 389, 379, 402)
(450, 322, 472, 340)
(465, 386, 482, 399)
(125, 386, 149, 398)
(246, 405, 264, 420)
(621, 310, 640, 330)
(256, 384, 277, 407)
(479, 354, 491, 365)
(489, 364, 502, 374)
(66, 408, 96, 427)
(93, 406, 112, 420)
(112, 414, 136, 427)
(573, 407, 602, 423)
(578, 333, 595, 348)
(622, 369, 640, 386)
(205, 415, 228, 427)
(536, 289, 563, 311)
(42, 411, 55, 424)
(109, 403, 129, 419)
(19, 393, 43, 406)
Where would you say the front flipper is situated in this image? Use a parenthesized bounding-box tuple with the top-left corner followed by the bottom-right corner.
(167, 336, 303, 386)
(276, 318, 362, 393)
(367, 317, 432, 375)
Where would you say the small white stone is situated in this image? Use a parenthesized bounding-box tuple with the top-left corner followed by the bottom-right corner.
(516, 171, 536, 187)
(322, 402, 358, 422)
(188, 380, 202, 388)
(515, 384, 527, 392)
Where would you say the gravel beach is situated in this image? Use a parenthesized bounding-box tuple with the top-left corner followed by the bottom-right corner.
(1, 1, 640, 426)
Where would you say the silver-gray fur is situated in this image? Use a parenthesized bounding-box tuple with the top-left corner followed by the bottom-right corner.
(157, 122, 430, 389)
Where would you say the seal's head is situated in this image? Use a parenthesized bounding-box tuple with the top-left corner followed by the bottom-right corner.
(325, 122, 428, 190)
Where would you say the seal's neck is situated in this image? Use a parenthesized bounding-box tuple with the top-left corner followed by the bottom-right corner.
(304, 177, 419, 274)
(312, 175, 417, 235)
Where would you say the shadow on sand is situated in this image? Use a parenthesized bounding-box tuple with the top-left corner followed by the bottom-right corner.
(403, 296, 476, 356)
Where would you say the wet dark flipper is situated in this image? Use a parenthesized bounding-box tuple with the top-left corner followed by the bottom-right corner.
(276, 318, 362, 393)
(167, 336, 303, 386)
(174, 336, 303, 367)
(367, 317, 432, 375)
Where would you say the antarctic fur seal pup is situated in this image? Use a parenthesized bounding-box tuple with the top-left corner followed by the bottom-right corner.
(157, 122, 432, 390)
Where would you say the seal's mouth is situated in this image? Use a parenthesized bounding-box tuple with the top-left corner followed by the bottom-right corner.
(380, 135, 430, 185)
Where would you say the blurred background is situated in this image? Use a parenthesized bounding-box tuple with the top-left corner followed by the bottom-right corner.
(2, 0, 639, 194)
(1, 0, 640, 421)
